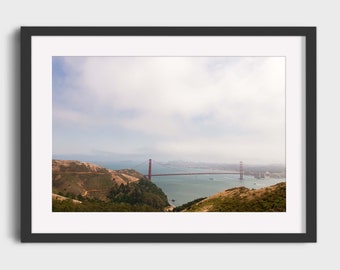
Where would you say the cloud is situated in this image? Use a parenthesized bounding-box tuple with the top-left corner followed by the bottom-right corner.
(53, 57, 285, 164)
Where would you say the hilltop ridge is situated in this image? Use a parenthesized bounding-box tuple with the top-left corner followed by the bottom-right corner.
(52, 159, 143, 200)
(175, 182, 286, 212)
(52, 159, 169, 211)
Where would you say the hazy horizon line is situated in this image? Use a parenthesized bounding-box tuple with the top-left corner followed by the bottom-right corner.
(52, 153, 285, 167)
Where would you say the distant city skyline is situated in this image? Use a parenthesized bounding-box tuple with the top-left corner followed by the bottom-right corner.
(53, 56, 285, 164)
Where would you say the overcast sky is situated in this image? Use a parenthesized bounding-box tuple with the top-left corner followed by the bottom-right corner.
(52, 56, 285, 164)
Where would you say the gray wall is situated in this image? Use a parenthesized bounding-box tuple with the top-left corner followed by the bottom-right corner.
(0, 0, 336, 269)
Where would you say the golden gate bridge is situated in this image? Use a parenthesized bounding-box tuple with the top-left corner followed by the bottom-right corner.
(137, 159, 244, 181)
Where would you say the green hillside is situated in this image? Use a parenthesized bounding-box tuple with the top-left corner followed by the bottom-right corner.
(178, 182, 286, 212)
(52, 160, 169, 212)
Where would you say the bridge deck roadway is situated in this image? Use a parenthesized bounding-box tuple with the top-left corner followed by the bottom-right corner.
(145, 172, 239, 177)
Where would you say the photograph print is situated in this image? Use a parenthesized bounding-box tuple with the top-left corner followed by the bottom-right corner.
(52, 56, 286, 213)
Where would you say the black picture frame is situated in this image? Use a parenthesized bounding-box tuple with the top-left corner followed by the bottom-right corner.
(21, 26, 317, 243)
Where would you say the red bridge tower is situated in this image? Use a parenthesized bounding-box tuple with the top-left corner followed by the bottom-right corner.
(148, 159, 152, 180)
(240, 161, 244, 180)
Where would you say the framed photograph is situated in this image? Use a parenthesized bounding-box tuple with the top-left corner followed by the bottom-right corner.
(21, 27, 316, 242)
